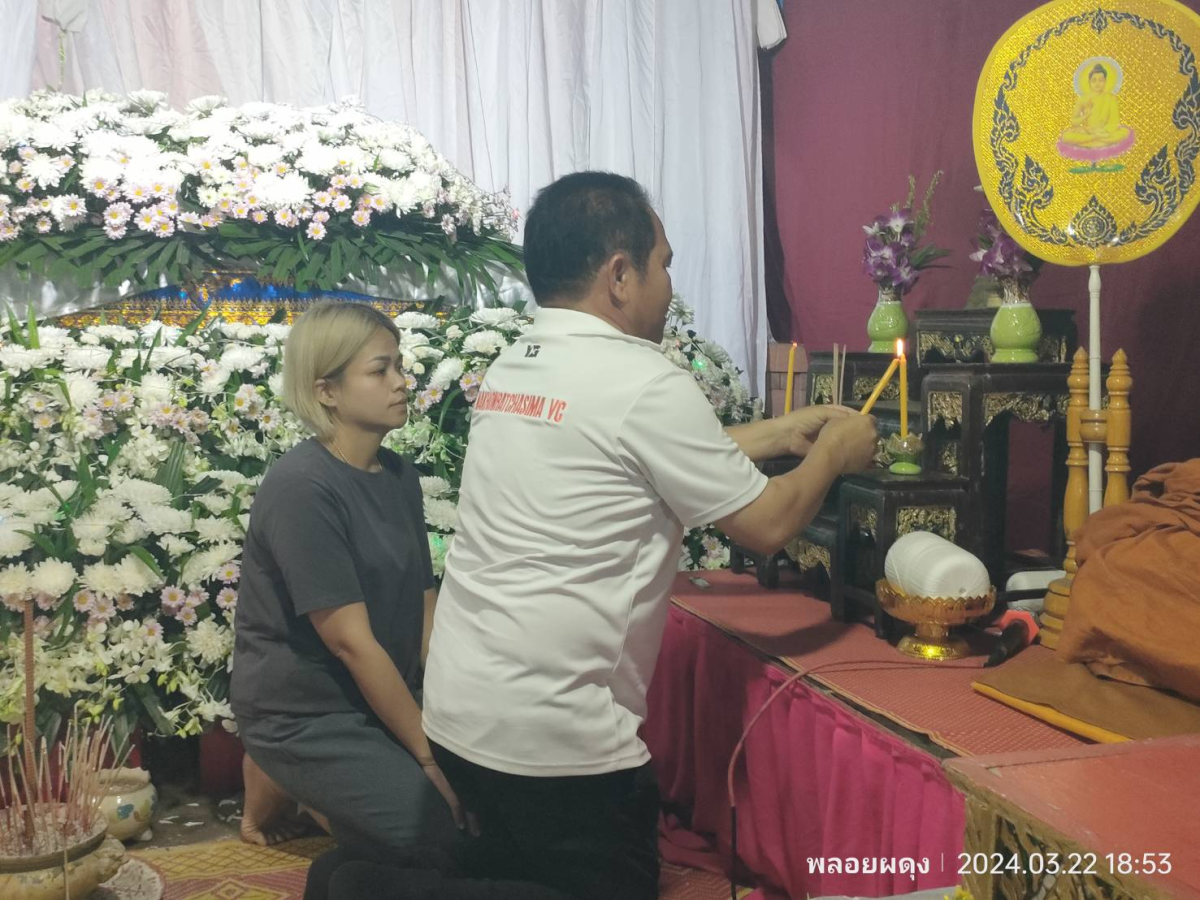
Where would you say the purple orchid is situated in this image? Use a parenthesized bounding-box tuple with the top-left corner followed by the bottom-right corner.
(861, 204, 948, 294)
(894, 261, 919, 291)
(972, 215, 1034, 280)
(978, 207, 1002, 242)
(885, 207, 913, 235)
(973, 207, 1039, 282)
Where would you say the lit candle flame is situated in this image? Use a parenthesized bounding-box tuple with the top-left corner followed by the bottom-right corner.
(895, 338, 905, 357)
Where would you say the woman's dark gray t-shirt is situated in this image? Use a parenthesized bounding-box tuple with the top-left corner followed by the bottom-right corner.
(231, 438, 434, 719)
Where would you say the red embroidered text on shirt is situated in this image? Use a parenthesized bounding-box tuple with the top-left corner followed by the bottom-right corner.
(475, 391, 567, 423)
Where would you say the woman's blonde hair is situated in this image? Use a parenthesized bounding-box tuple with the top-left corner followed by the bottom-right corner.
(282, 302, 401, 440)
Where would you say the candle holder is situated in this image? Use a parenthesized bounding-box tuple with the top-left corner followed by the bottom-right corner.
(886, 432, 924, 475)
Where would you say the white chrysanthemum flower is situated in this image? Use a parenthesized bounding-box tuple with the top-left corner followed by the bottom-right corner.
(219, 345, 266, 372)
(114, 553, 163, 596)
(408, 168, 441, 204)
(88, 324, 139, 345)
(146, 347, 193, 370)
(115, 517, 152, 545)
(196, 493, 233, 516)
(111, 478, 172, 508)
(80, 562, 123, 599)
(138, 373, 172, 405)
(217, 322, 259, 341)
(186, 95, 226, 114)
(397, 331, 431, 369)
(64, 346, 113, 371)
(668, 297, 696, 325)
(194, 517, 238, 544)
(181, 542, 240, 587)
(461, 330, 508, 356)
(71, 509, 114, 550)
(419, 476, 451, 499)
(376, 147, 413, 171)
(139, 322, 182, 344)
(262, 323, 290, 343)
(187, 619, 234, 665)
(254, 170, 311, 208)
(33, 325, 74, 349)
(662, 347, 687, 369)
(0, 346, 60, 372)
(29, 121, 76, 150)
(0, 563, 32, 600)
(158, 534, 196, 558)
(699, 340, 733, 369)
(25, 152, 65, 187)
(296, 142, 340, 176)
(423, 497, 459, 532)
(246, 143, 285, 169)
(138, 505, 192, 535)
(469, 307, 522, 330)
(429, 357, 465, 391)
(9, 489, 62, 526)
(0, 520, 35, 559)
(199, 367, 233, 396)
(126, 89, 168, 110)
(30, 558, 77, 599)
(202, 470, 251, 490)
(57, 374, 102, 409)
(393, 312, 440, 331)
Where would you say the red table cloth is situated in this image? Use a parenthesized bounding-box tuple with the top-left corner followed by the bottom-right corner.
(643, 603, 965, 898)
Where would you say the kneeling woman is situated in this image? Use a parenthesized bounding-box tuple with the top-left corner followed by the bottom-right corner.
(231, 302, 463, 861)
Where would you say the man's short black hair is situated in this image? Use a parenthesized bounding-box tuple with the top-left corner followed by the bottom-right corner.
(522, 172, 656, 304)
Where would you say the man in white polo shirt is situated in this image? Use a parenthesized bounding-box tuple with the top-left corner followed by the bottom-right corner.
(422, 172, 878, 899)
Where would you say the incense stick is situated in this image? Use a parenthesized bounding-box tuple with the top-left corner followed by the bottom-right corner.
(832, 344, 840, 406)
(838, 344, 847, 406)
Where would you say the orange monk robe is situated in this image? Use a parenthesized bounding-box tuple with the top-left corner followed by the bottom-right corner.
(1059, 459, 1200, 702)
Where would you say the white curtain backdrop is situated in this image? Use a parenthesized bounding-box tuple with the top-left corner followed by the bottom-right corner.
(2, 0, 768, 392)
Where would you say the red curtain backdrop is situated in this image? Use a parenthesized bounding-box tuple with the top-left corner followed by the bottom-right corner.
(767, 0, 1200, 485)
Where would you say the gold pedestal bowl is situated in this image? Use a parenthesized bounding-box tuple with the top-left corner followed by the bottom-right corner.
(875, 580, 996, 661)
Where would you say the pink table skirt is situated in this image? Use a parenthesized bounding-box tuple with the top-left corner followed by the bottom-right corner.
(642, 604, 965, 898)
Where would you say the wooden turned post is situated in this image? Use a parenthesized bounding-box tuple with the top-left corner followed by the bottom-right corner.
(1042, 347, 1090, 649)
(1104, 349, 1132, 507)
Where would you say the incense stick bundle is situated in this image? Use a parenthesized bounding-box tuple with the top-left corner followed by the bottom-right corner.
(830, 343, 848, 406)
(0, 712, 123, 856)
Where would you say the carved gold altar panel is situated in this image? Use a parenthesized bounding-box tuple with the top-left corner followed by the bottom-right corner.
(51, 272, 431, 328)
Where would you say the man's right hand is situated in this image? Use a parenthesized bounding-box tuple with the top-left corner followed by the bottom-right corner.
(812, 413, 879, 475)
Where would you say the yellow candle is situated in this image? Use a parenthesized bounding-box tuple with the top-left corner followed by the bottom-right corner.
(783, 342, 797, 414)
(897, 338, 908, 436)
(859, 358, 898, 416)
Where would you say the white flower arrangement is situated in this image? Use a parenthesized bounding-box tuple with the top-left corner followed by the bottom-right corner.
(0, 91, 521, 296)
(0, 296, 756, 742)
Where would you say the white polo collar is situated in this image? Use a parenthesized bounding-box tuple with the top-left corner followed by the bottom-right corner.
(528, 306, 662, 351)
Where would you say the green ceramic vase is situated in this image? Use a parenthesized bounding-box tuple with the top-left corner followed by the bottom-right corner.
(867, 287, 907, 353)
(990, 280, 1042, 364)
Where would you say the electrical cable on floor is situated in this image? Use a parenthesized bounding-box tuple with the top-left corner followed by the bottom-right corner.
(725, 657, 984, 900)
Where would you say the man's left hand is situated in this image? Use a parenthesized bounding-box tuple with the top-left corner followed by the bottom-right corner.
(776, 405, 855, 457)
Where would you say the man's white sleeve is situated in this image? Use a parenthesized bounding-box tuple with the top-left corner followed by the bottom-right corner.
(618, 370, 769, 529)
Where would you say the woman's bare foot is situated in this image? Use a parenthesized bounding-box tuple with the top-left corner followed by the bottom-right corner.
(240, 754, 316, 845)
